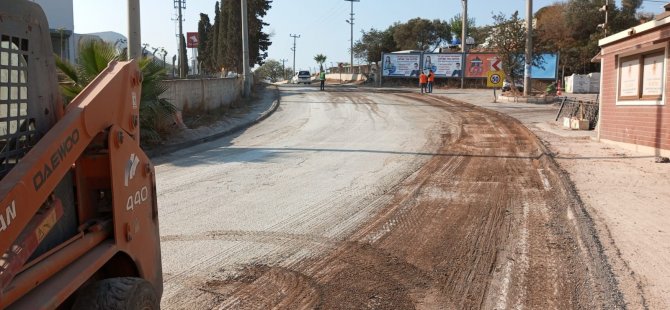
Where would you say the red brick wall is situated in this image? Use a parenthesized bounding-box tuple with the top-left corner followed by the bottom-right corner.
(599, 27, 670, 151)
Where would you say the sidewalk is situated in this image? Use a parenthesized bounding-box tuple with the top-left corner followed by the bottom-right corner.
(145, 85, 279, 159)
(436, 88, 669, 309)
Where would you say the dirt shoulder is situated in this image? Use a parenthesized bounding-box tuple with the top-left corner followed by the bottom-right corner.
(438, 88, 670, 309)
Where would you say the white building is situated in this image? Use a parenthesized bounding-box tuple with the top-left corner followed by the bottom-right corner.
(30, 0, 76, 63)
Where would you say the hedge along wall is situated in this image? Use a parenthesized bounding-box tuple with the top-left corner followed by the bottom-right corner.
(159, 77, 243, 113)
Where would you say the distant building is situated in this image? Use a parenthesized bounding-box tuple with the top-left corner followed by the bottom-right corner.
(29, 1, 129, 64)
(73, 32, 127, 59)
(30, 0, 75, 63)
(596, 4, 670, 156)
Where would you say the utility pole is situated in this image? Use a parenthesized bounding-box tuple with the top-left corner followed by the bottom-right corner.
(345, 0, 360, 74)
(241, 0, 251, 97)
(599, 0, 609, 36)
(127, 0, 141, 60)
(524, 0, 532, 96)
(281, 59, 288, 80)
(174, 0, 186, 78)
(172, 55, 177, 77)
(460, 0, 467, 89)
(290, 34, 300, 76)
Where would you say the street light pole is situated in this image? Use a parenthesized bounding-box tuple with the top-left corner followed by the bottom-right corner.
(241, 0, 251, 97)
(174, 0, 186, 78)
(127, 0, 141, 60)
(345, 0, 360, 74)
(290, 34, 300, 77)
(524, 0, 533, 96)
(281, 59, 288, 80)
(461, 0, 467, 89)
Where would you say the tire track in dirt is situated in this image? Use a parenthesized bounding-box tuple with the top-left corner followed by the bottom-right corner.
(176, 90, 624, 309)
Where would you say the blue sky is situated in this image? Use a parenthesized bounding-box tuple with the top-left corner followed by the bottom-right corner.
(73, 0, 661, 72)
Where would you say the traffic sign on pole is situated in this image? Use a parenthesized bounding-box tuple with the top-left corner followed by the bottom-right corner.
(487, 71, 505, 88)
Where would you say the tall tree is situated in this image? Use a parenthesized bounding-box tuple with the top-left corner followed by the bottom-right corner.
(254, 59, 284, 82)
(197, 13, 213, 73)
(220, 0, 233, 71)
(209, 2, 221, 72)
(549, 0, 647, 75)
(468, 25, 492, 50)
(314, 54, 327, 71)
(392, 18, 450, 51)
(565, 0, 603, 42)
(431, 19, 452, 51)
(218, 0, 272, 72)
(352, 26, 397, 64)
(449, 13, 476, 40)
(179, 33, 189, 77)
(488, 11, 543, 89)
(249, 0, 272, 65)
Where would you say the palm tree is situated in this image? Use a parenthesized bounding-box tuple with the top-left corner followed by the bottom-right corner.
(55, 40, 176, 145)
(314, 54, 327, 71)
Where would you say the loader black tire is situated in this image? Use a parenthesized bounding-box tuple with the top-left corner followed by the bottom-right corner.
(72, 277, 159, 310)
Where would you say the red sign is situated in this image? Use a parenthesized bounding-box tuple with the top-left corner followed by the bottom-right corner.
(492, 58, 502, 71)
(465, 53, 501, 78)
(186, 32, 199, 48)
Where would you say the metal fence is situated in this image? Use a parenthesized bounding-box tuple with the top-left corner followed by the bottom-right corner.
(555, 97, 600, 130)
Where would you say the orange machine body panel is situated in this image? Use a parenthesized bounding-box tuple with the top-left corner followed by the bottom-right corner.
(0, 2, 162, 307)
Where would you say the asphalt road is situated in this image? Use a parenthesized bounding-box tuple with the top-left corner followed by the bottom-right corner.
(155, 85, 621, 309)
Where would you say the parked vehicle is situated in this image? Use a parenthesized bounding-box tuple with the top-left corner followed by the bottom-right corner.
(502, 79, 524, 92)
(0, 1, 162, 308)
(296, 70, 311, 84)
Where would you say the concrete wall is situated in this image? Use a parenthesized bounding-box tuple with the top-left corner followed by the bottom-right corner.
(160, 77, 242, 112)
(325, 73, 366, 81)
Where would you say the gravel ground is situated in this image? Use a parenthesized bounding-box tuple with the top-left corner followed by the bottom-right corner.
(154, 83, 670, 309)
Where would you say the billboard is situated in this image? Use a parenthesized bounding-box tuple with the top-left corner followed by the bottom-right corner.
(530, 53, 558, 80)
(382, 53, 422, 77)
(464, 53, 558, 79)
(423, 53, 463, 77)
(465, 53, 501, 78)
(186, 32, 199, 48)
(381, 52, 558, 79)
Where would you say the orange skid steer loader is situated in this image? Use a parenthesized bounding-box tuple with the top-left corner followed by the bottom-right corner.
(0, 1, 162, 309)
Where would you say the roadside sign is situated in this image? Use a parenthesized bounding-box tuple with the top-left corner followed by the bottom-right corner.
(487, 71, 505, 88)
(187, 32, 199, 48)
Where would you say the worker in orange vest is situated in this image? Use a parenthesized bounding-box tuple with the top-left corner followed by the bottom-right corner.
(419, 71, 428, 94)
(427, 69, 435, 93)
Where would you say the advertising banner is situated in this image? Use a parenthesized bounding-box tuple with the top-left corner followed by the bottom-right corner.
(382, 53, 421, 77)
(465, 53, 500, 78)
(531, 54, 558, 80)
(423, 53, 463, 77)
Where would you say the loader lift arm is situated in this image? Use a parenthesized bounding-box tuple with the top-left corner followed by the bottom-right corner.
(0, 60, 161, 308)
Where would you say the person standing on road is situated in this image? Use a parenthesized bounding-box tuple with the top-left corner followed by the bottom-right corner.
(419, 71, 428, 94)
(319, 70, 326, 91)
(427, 69, 435, 93)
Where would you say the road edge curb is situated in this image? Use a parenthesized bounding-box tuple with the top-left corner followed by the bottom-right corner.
(146, 85, 280, 158)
